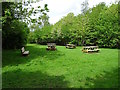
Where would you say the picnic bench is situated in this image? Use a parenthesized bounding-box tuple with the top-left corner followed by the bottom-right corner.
(82, 46, 100, 53)
(66, 44, 76, 49)
(46, 43, 56, 51)
(21, 47, 29, 56)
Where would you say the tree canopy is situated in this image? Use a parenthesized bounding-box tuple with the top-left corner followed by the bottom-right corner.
(2, 1, 49, 49)
(2, 1, 119, 49)
(29, 2, 119, 48)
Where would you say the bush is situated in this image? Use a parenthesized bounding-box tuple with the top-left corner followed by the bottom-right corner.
(2, 20, 30, 49)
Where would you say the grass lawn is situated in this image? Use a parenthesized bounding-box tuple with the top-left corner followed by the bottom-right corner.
(2, 44, 118, 88)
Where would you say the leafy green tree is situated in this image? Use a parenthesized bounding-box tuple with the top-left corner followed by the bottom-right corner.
(81, 0, 90, 45)
(85, 2, 107, 46)
(29, 25, 53, 44)
(41, 14, 50, 27)
(28, 1, 119, 48)
(2, 1, 49, 49)
(95, 4, 119, 48)
(3, 20, 29, 49)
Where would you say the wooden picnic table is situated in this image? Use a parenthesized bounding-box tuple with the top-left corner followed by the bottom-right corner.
(82, 46, 100, 53)
(46, 43, 56, 51)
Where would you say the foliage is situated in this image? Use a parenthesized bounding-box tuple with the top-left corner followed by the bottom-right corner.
(2, 20, 29, 49)
(2, 1, 49, 49)
(29, 2, 119, 48)
(28, 25, 53, 44)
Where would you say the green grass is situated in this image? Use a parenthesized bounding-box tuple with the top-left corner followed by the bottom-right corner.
(2, 44, 118, 88)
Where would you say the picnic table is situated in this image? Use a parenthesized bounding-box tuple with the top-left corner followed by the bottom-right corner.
(46, 43, 56, 51)
(82, 46, 100, 53)
(66, 44, 76, 49)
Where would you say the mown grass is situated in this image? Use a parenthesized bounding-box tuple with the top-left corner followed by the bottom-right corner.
(2, 44, 118, 88)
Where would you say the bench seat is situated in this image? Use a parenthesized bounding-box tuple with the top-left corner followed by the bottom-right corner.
(21, 47, 29, 56)
(23, 51, 29, 55)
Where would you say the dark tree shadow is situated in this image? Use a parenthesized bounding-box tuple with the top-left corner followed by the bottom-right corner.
(2, 69, 69, 88)
(26, 45, 65, 60)
(2, 45, 65, 67)
(82, 68, 119, 88)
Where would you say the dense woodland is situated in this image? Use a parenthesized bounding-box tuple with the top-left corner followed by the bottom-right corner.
(2, 1, 120, 49)
(29, 2, 120, 48)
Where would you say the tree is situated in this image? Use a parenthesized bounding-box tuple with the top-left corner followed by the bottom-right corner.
(2, 1, 49, 49)
(28, 2, 119, 48)
(81, 0, 89, 14)
(95, 3, 119, 48)
(2, 20, 29, 49)
(86, 2, 107, 46)
(81, 0, 89, 45)
(41, 14, 50, 27)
